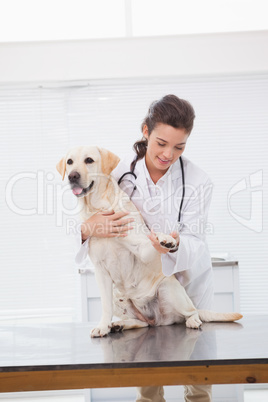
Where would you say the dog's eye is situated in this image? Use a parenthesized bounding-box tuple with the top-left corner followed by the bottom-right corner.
(85, 157, 94, 164)
(67, 159, 73, 165)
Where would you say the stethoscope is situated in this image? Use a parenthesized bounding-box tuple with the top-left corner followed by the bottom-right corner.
(118, 156, 185, 223)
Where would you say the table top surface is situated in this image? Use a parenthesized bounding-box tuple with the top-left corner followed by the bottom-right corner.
(0, 315, 267, 372)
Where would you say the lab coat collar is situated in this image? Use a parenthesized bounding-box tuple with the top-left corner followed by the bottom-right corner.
(135, 156, 182, 183)
(133, 157, 183, 211)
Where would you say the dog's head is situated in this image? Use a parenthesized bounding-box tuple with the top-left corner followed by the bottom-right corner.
(56, 146, 120, 198)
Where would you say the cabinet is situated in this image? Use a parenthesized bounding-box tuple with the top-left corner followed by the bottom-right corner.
(211, 258, 241, 312)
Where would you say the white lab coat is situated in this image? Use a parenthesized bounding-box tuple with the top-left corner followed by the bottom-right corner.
(75, 152, 214, 309)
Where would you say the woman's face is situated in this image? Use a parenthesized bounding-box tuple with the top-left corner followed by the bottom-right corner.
(143, 123, 189, 176)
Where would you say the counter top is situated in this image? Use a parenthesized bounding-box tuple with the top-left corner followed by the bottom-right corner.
(0, 315, 266, 372)
(1, 315, 267, 392)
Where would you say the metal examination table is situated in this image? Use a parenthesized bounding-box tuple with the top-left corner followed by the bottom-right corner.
(0, 315, 267, 393)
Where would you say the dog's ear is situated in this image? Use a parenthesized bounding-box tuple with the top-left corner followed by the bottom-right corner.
(56, 157, 66, 181)
(98, 148, 120, 175)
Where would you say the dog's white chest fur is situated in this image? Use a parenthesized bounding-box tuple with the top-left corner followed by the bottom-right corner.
(89, 234, 163, 302)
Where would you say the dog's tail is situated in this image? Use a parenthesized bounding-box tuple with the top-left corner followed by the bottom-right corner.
(198, 310, 243, 323)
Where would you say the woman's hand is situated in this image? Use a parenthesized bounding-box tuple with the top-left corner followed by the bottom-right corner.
(81, 210, 134, 241)
(148, 230, 180, 254)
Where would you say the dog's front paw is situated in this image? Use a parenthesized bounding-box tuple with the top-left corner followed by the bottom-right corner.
(91, 323, 111, 338)
(155, 233, 177, 250)
(185, 314, 202, 329)
(111, 321, 125, 333)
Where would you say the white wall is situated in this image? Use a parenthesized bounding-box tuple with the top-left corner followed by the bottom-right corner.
(0, 30, 268, 84)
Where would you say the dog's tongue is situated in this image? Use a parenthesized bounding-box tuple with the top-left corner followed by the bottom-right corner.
(72, 187, 83, 195)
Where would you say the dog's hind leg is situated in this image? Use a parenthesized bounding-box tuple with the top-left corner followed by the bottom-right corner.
(158, 277, 202, 329)
(111, 319, 149, 332)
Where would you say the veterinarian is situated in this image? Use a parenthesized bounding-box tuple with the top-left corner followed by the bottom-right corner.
(77, 94, 214, 402)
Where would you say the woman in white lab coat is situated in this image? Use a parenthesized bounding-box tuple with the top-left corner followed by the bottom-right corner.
(79, 94, 213, 402)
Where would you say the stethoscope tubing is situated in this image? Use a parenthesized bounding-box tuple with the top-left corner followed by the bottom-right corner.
(178, 156, 185, 223)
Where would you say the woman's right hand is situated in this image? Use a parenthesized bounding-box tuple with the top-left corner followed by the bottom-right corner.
(81, 210, 134, 241)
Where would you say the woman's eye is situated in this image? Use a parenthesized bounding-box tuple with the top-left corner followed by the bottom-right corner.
(157, 143, 165, 147)
(175, 147, 183, 151)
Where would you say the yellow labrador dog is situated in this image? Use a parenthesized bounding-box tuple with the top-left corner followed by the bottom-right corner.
(57, 146, 242, 338)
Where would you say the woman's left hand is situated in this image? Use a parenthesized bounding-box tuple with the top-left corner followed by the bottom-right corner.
(148, 230, 179, 254)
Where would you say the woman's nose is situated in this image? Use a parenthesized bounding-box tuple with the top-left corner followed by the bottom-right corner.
(163, 148, 173, 159)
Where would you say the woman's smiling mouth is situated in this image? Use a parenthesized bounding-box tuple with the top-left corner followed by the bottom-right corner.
(157, 157, 172, 164)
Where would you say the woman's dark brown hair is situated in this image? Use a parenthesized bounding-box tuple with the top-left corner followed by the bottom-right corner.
(131, 94, 195, 170)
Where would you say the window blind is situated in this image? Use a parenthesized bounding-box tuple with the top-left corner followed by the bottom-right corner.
(1, 73, 267, 318)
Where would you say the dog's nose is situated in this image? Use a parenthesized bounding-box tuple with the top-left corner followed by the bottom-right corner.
(68, 171, 80, 182)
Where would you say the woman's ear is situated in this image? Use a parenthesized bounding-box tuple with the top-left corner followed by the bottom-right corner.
(142, 124, 149, 139)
